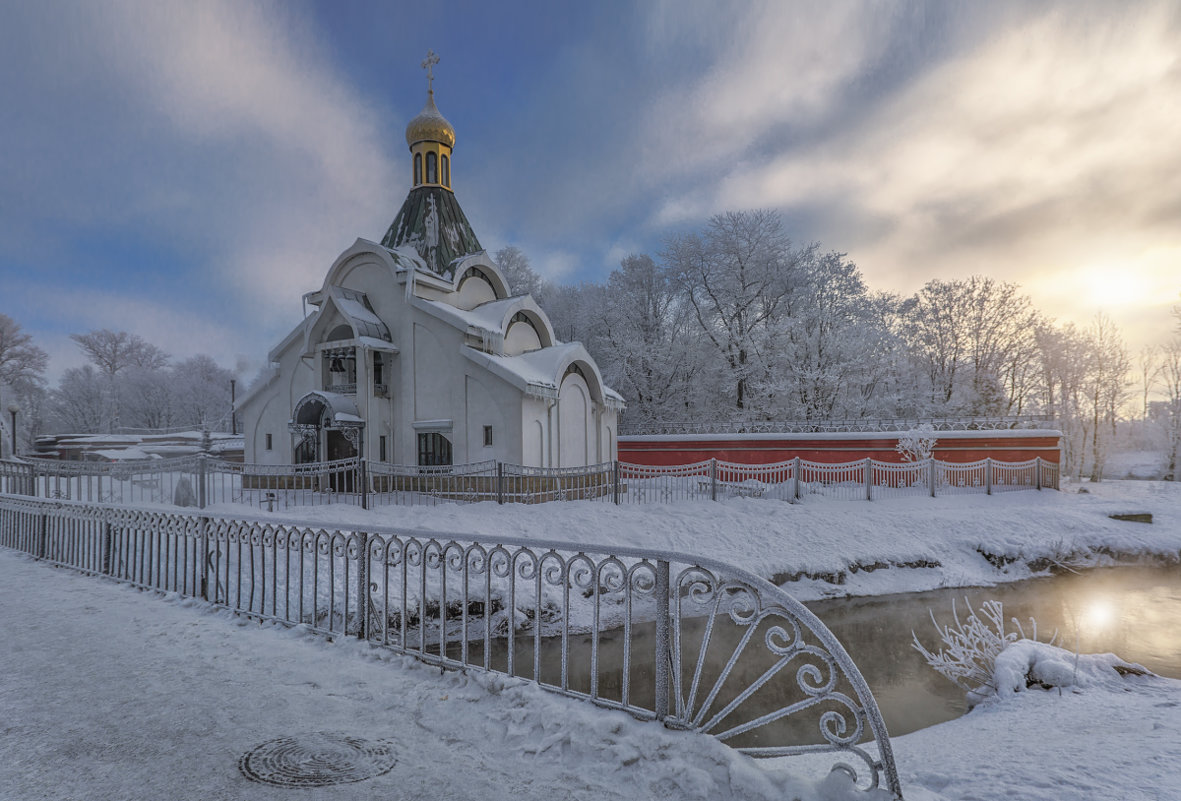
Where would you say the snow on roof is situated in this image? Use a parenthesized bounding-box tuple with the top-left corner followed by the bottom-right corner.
(463, 342, 624, 406)
(89, 447, 155, 461)
(328, 287, 391, 342)
(291, 391, 362, 425)
(356, 335, 398, 352)
(58, 435, 143, 448)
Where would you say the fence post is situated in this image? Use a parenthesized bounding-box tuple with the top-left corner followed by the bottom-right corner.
(199, 515, 211, 602)
(1035, 458, 1042, 491)
(356, 531, 369, 639)
(38, 509, 48, 560)
(710, 459, 718, 502)
(360, 459, 369, 510)
(793, 457, 801, 501)
(612, 460, 620, 505)
(654, 559, 670, 722)
(985, 458, 992, 495)
(197, 454, 207, 510)
(101, 519, 113, 576)
(497, 462, 505, 505)
(865, 458, 873, 501)
(928, 458, 936, 498)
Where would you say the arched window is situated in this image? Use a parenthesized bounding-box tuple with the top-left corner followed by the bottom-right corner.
(426, 152, 437, 184)
(442, 155, 450, 187)
(414, 153, 422, 186)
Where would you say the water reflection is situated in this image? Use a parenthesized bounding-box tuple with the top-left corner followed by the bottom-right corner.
(811, 565, 1181, 735)
(447, 565, 1181, 742)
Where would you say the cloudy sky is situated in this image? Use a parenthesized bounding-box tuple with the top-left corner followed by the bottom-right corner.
(2, 0, 1179, 381)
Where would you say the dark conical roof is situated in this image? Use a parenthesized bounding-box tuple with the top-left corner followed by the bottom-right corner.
(381, 186, 483, 278)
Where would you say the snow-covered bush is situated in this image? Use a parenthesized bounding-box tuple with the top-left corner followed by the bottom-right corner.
(896, 424, 937, 462)
(912, 598, 1055, 703)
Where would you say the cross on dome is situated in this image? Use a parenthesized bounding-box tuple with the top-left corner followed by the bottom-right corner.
(421, 50, 439, 94)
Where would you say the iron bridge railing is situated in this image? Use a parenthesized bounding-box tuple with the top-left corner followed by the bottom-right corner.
(0, 493, 903, 797)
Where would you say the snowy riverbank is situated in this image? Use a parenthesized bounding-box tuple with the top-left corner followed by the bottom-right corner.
(4, 480, 1180, 800)
(211, 478, 1181, 602)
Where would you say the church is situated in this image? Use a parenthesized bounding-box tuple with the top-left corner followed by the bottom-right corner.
(237, 60, 623, 469)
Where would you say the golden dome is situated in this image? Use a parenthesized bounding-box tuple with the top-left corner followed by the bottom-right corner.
(405, 91, 456, 149)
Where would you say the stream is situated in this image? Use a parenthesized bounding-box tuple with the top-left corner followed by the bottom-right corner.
(817, 563, 1181, 736)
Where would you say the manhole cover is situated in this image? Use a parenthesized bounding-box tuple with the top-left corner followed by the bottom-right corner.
(238, 732, 397, 787)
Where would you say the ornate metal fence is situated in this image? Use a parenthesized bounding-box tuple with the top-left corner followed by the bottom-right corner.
(19, 455, 202, 505)
(0, 454, 1059, 512)
(0, 493, 902, 796)
(204, 457, 363, 510)
(366, 460, 497, 506)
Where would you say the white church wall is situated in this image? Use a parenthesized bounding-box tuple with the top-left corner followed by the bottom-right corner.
(503, 320, 543, 356)
(453, 275, 497, 310)
(463, 374, 516, 463)
(412, 322, 452, 422)
(522, 398, 548, 468)
(557, 373, 591, 467)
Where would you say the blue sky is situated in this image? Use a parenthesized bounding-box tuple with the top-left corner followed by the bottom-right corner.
(2, 1, 1179, 381)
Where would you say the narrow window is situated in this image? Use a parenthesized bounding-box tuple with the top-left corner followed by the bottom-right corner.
(414, 153, 422, 186)
(373, 352, 384, 386)
(379, 435, 387, 462)
(483, 425, 493, 447)
(426, 152, 437, 183)
(442, 155, 450, 187)
(265, 433, 273, 450)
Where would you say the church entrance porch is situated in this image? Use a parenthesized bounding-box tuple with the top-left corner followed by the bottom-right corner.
(289, 391, 364, 492)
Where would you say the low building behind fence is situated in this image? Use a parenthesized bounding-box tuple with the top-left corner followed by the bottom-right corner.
(0, 453, 1060, 512)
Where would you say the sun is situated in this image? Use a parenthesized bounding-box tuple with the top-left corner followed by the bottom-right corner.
(1078, 265, 1152, 309)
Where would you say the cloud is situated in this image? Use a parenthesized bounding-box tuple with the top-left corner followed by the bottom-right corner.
(640, 0, 898, 177)
(647, 3, 1181, 341)
(0, 1, 399, 357)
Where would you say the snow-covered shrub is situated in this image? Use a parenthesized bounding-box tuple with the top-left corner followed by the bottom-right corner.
(896, 424, 937, 462)
(912, 598, 1055, 703)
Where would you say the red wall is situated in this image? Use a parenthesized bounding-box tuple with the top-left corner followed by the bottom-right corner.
(617, 433, 1062, 466)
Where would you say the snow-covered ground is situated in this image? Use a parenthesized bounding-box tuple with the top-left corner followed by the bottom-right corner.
(208, 477, 1181, 603)
(3, 480, 1180, 800)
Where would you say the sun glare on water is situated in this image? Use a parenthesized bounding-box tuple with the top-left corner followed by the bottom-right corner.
(1083, 599, 1115, 631)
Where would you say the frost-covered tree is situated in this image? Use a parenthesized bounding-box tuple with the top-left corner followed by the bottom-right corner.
(493, 245, 547, 298)
(1079, 313, 1130, 481)
(0, 314, 49, 450)
(119, 367, 177, 430)
(68, 329, 170, 432)
(772, 251, 899, 419)
(597, 254, 705, 423)
(896, 424, 938, 462)
(0, 314, 48, 389)
(50, 366, 109, 434)
(664, 210, 813, 414)
(901, 277, 1039, 415)
(70, 329, 168, 376)
(169, 355, 233, 429)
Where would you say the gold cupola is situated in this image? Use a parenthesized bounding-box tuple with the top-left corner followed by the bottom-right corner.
(406, 50, 455, 191)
